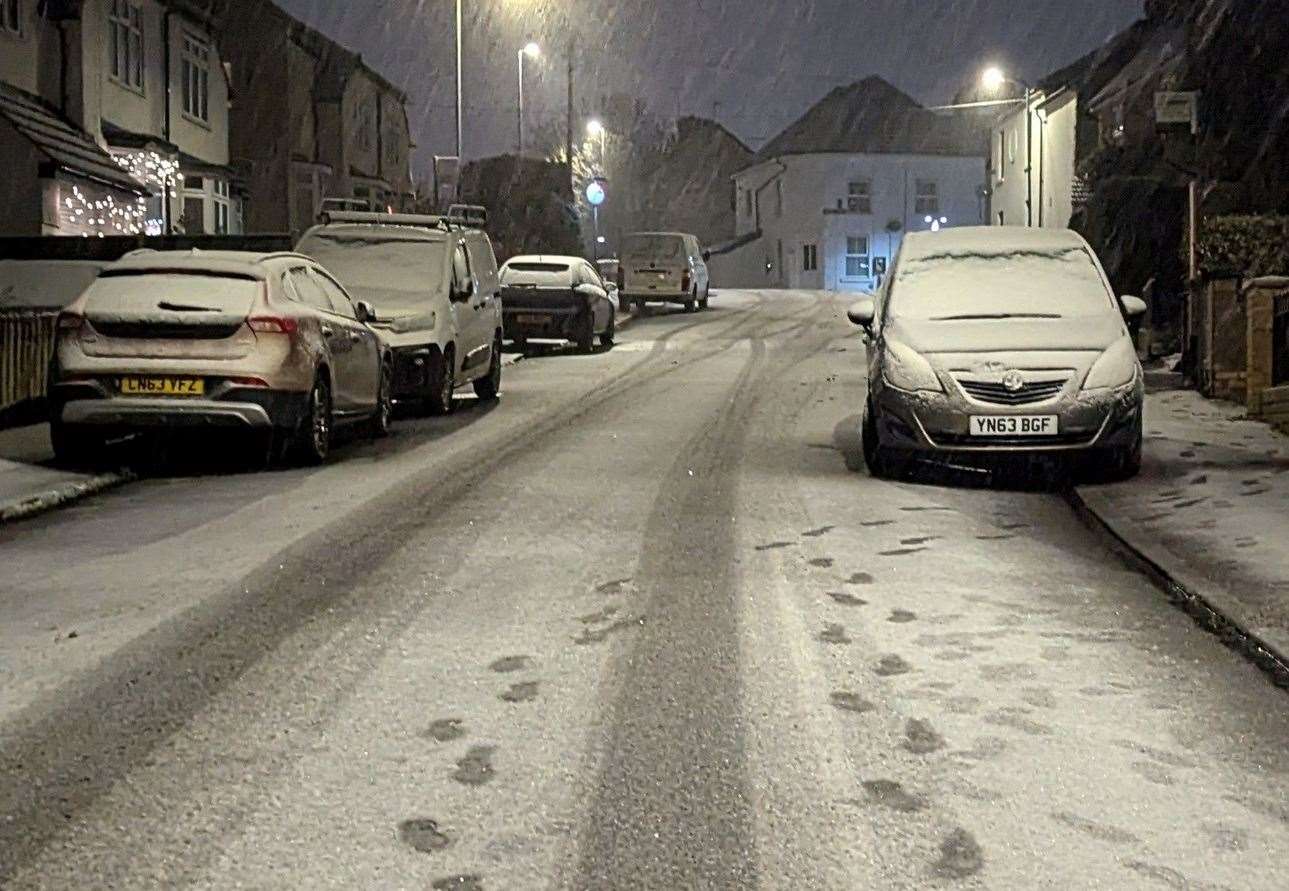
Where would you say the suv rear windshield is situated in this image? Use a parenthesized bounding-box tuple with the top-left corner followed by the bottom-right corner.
(296, 231, 448, 312)
(501, 262, 574, 286)
(889, 247, 1116, 320)
(623, 235, 684, 261)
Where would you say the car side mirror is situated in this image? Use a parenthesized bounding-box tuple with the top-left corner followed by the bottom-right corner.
(847, 297, 876, 330)
(1120, 295, 1147, 318)
(355, 300, 376, 323)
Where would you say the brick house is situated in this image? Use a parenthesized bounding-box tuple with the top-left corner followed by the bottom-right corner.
(217, 0, 414, 235)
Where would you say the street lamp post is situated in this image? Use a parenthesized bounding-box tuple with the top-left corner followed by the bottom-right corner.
(455, 0, 463, 162)
(517, 42, 540, 159)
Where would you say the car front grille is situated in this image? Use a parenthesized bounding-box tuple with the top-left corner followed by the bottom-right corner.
(955, 376, 1069, 406)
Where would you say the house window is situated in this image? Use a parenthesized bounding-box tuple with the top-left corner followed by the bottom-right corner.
(847, 180, 872, 214)
(802, 244, 818, 272)
(915, 180, 939, 215)
(2, 0, 21, 34)
(845, 236, 871, 279)
(743, 189, 753, 218)
(181, 32, 210, 122)
(182, 175, 206, 233)
(213, 179, 230, 234)
(108, 2, 144, 91)
(1008, 129, 1018, 164)
(995, 131, 1005, 180)
(775, 179, 784, 217)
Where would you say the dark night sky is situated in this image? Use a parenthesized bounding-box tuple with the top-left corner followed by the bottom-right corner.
(276, 0, 1144, 173)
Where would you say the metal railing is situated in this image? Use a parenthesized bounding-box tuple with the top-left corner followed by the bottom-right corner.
(0, 310, 58, 416)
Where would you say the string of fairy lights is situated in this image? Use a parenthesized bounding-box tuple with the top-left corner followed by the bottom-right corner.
(59, 149, 186, 237)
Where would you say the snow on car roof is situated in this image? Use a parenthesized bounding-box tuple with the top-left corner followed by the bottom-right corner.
(504, 255, 583, 265)
(901, 226, 1092, 261)
(102, 250, 310, 280)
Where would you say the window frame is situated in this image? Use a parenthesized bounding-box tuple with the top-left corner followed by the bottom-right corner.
(313, 269, 359, 319)
(286, 268, 333, 313)
(108, 1, 145, 93)
(180, 30, 211, 123)
(846, 180, 872, 214)
(914, 179, 939, 216)
(802, 243, 818, 273)
(1, 0, 22, 36)
(844, 235, 871, 280)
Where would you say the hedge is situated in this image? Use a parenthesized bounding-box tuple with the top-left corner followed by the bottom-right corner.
(1196, 214, 1289, 278)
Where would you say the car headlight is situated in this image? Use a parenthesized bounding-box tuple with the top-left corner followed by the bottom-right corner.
(883, 341, 944, 393)
(1083, 337, 1139, 390)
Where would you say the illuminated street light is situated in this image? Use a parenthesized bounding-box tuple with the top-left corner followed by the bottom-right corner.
(586, 119, 605, 137)
(981, 66, 1006, 94)
(517, 42, 541, 158)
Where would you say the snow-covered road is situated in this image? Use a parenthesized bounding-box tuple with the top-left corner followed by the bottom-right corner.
(1, 290, 1287, 889)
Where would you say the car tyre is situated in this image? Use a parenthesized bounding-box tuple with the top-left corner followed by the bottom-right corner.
(294, 374, 332, 465)
(599, 307, 616, 348)
(425, 347, 456, 416)
(367, 362, 393, 437)
(698, 289, 709, 311)
(50, 419, 103, 470)
(862, 401, 905, 479)
(576, 312, 596, 354)
(474, 336, 503, 401)
(684, 292, 697, 313)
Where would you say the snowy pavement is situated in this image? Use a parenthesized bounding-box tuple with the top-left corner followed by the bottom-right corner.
(0, 424, 130, 524)
(1077, 388, 1289, 658)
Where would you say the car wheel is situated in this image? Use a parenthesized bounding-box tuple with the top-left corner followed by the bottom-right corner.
(294, 374, 332, 465)
(862, 401, 903, 478)
(684, 291, 697, 313)
(699, 291, 709, 311)
(425, 347, 456, 416)
(473, 336, 502, 401)
(50, 419, 103, 469)
(634, 299, 648, 315)
(599, 307, 616, 348)
(368, 362, 393, 437)
(576, 312, 596, 354)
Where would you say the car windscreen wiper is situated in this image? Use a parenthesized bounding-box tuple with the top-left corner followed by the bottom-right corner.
(928, 313, 1062, 320)
(157, 301, 221, 312)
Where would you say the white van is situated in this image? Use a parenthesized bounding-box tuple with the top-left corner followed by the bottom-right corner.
(296, 212, 503, 414)
(617, 231, 710, 313)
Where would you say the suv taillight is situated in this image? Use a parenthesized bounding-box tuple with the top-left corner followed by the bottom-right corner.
(248, 316, 299, 334)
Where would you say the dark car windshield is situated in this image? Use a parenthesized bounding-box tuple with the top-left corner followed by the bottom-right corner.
(622, 235, 683, 261)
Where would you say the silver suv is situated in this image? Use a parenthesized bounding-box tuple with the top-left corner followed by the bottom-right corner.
(49, 250, 392, 466)
(297, 212, 504, 413)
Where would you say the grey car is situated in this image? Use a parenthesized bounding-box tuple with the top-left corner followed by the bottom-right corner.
(847, 227, 1146, 479)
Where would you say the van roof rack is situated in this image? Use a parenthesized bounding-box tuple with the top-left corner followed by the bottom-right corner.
(315, 211, 461, 231)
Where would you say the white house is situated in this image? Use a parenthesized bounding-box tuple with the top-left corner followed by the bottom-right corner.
(988, 53, 1110, 231)
(721, 77, 986, 292)
(0, 0, 238, 236)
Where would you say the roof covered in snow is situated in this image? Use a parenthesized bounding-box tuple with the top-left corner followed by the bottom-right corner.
(753, 76, 984, 163)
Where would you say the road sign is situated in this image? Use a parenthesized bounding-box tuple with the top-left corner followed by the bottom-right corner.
(585, 180, 606, 207)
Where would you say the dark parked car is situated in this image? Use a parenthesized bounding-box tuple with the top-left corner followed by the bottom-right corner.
(499, 255, 616, 352)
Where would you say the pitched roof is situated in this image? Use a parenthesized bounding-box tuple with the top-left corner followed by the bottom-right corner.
(754, 76, 983, 162)
(0, 83, 149, 195)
